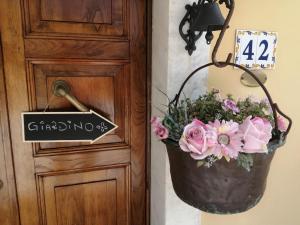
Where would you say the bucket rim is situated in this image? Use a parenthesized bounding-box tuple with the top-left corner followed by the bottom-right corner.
(163, 135, 286, 153)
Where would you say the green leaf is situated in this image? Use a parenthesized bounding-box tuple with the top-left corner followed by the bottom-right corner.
(197, 161, 205, 168)
(237, 153, 254, 172)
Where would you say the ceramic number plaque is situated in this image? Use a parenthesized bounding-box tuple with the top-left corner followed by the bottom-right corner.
(234, 30, 278, 69)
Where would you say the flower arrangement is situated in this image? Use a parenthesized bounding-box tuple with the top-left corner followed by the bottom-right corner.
(151, 89, 288, 171)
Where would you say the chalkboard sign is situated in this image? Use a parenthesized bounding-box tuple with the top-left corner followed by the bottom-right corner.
(22, 110, 118, 143)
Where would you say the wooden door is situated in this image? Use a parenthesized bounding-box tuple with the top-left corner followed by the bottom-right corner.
(0, 0, 148, 225)
(0, 38, 20, 225)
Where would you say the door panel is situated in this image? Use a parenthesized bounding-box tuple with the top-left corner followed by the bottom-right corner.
(0, 0, 147, 224)
(38, 166, 129, 225)
(28, 61, 129, 151)
(41, 0, 112, 24)
(23, 0, 127, 37)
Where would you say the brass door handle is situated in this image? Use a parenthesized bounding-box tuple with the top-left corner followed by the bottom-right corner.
(52, 80, 89, 112)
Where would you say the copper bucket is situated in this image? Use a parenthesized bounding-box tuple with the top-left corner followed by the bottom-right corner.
(165, 139, 283, 214)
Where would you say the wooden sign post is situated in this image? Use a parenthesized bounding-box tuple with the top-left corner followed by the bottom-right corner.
(22, 110, 118, 143)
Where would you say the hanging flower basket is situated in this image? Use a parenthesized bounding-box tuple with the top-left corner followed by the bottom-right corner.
(151, 0, 292, 215)
(151, 64, 292, 214)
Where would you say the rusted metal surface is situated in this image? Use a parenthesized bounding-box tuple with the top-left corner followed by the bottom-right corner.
(166, 143, 275, 214)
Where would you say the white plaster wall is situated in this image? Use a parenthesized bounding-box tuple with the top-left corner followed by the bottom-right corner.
(151, 0, 210, 225)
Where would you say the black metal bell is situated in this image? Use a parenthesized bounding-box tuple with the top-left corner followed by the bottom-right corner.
(190, 2, 225, 35)
(179, 1, 226, 55)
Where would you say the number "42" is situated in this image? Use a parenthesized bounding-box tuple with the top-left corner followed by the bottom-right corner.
(243, 40, 269, 61)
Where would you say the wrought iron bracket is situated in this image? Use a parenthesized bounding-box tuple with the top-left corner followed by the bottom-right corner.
(179, 3, 203, 55)
(179, 0, 234, 56)
(211, 0, 235, 67)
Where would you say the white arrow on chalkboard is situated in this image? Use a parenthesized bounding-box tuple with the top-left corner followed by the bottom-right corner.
(21, 110, 118, 143)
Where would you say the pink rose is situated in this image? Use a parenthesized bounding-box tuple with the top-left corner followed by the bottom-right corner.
(179, 119, 215, 160)
(240, 116, 273, 153)
(277, 116, 287, 132)
(151, 116, 160, 125)
(151, 116, 169, 140)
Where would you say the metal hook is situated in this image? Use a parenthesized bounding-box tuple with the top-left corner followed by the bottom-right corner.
(212, 0, 235, 67)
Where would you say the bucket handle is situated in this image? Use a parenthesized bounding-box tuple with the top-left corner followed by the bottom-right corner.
(170, 62, 292, 139)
